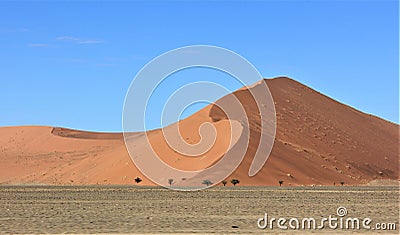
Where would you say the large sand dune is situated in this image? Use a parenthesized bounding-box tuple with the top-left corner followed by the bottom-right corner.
(0, 77, 398, 186)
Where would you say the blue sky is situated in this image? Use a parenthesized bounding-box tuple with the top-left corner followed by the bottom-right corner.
(0, 0, 398, 132)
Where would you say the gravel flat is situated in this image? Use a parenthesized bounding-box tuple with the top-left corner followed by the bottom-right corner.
(0, 186, 398, 234)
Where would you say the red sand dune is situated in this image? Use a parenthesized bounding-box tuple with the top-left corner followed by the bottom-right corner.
(0, 77, 398, 186)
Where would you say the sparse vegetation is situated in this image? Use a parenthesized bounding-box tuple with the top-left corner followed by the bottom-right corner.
(340, 181, 344, 186)
(202, 179, 212, 186)
(231, 179, 240, 186)
(134, 177, 142, 184)
(168, 179, 174, 186)
(222, 180, 227, 186)
(279, 180, 284, 186)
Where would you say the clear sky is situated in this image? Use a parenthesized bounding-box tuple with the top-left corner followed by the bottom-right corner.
(0, 0, 398, 132)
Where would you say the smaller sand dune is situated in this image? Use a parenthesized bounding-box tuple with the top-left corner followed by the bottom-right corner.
(51, 127, 122, 139)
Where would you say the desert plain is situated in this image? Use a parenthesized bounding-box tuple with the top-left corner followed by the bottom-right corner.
(0, 185, 398, 234)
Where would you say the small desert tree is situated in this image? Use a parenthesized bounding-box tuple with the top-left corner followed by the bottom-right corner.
(222, 180, 227, 186)
(340, 181, 344, 186)
(279, 180, 284, 186)
(168, 178, 174, 186)
(134, 177, 142, 184)
(202, 179, 212, 186)
(231, 179, 240, 186)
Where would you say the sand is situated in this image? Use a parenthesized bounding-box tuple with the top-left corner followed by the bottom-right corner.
(0, 77, 398, 186)
(0, 186, 398, 234)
